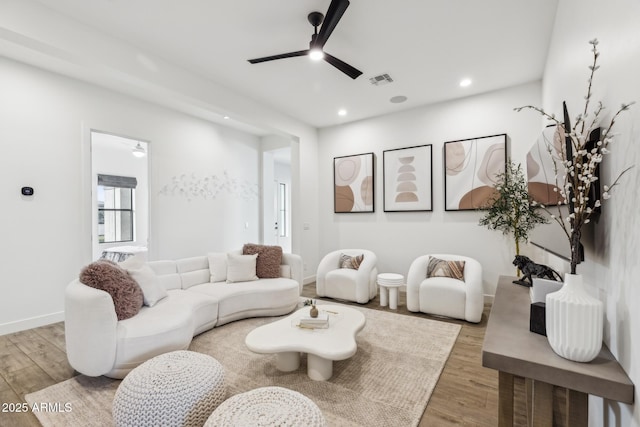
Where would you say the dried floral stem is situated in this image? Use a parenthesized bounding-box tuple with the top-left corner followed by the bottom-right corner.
(515, 39, 634, 274)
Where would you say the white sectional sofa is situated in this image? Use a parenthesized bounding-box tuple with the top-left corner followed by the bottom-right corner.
(65, 250, 302, 379)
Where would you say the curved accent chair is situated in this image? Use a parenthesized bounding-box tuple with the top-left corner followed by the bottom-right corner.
(316, 249, 378, 304)
(407, 254, 483, 323)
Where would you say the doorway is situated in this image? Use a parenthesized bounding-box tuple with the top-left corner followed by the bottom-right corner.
(90, 131, 149, 260)
(262, 146, 292, 253)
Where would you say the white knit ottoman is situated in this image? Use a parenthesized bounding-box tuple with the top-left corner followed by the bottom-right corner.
(112, 350, 226, 427)
(205, 386, 326, 427)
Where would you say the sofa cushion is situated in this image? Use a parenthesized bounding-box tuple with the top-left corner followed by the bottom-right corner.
(188, 278, 298, 323)
(79, 260, 143, 320)
(114, 296, 194, 372)
(177, 256, 210, 289)
(147, 260, 182, 291)
(165, 290, 219, 335)
(324, 269, 359, 301)
(242, 244, 283, 278)
(120, 258, 168, 307)
(419, 277, 467, 319)
(226, 253, 259, 283)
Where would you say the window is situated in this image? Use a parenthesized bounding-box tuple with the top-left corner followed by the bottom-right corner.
(278, 182, 287, 237)
(97, 174, 136, 243)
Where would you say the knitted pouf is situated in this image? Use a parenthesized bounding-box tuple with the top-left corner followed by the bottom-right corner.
(205, 386, 326, 427)
(112, 350, 226, 427)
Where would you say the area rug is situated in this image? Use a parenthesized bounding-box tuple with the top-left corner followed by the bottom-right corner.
(26, 304, 460, 427)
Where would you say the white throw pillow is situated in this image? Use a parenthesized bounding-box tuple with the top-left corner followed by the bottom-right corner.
(120, 258, 168, 307)
(208, 252, 228, 283)
(226, 253, 259, 283)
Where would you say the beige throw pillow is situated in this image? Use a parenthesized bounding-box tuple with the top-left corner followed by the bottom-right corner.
(340, 253, 364, 270)
(426, 257, 465, 281)
(226, 253, 259, 283)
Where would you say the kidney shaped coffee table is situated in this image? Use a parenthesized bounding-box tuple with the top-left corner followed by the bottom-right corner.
(245, 305, 366, 381)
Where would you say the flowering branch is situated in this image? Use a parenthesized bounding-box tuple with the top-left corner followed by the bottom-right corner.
(515, 39, 634, 274)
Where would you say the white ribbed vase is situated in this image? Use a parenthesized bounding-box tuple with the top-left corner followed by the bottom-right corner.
(545, 274, 603, 362)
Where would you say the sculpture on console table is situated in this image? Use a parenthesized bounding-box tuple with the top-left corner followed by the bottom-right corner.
(512, 255, 562, 287)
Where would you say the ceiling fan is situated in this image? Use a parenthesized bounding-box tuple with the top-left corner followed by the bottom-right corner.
(247, 0, 362, 79)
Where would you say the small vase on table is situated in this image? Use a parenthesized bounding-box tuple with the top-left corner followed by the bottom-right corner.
(310, 305, 319, 318)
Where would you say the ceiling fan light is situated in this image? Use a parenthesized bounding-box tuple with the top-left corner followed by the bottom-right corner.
(309, 48, 324, 61)
(132, 143, 146, 158)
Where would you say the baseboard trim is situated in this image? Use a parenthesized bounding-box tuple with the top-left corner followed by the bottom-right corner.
(0, 311, 64, 336)
(484, 294, 495, 304)
(303, 275, 316, 285)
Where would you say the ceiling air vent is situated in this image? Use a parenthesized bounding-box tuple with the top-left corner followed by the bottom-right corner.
(369, 73, 394, 86)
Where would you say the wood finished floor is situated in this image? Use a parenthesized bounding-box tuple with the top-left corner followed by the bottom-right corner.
(0, 285, 524, 426)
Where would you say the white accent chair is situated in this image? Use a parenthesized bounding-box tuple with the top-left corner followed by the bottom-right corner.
(316, 249, 378, 304)
(407, 254, 483, 323)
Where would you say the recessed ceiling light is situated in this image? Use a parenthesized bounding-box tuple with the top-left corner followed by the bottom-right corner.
(338, 109, 347, 116)
(223, 115, 230, 120)
(390, 95, 408, 104)
(460, 78, 472, 87)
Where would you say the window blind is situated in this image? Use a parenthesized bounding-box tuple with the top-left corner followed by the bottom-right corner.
(97, 174, 138, 189)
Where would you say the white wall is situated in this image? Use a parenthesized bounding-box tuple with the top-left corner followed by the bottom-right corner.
(152, 121, 261, 259)
(540, 0, 640, 424)
(317, 81, 543, 295)
(0, 0, 321, 288)
(0, 56, 260, 334)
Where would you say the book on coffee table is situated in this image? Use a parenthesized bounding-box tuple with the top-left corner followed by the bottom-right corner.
(299, 313, 329, 328)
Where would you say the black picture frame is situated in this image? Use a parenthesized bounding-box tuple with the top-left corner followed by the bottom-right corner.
(333, 152, 375, 213)
(443, 133, 507, 211)
(383, 144, 433, 212)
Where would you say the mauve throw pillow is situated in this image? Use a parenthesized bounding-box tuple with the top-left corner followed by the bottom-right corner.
(242, 243, 283, 278)
(79, 260, 144, 320)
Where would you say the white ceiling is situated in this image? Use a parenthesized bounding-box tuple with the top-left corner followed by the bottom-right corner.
(33, 0, 558, 129)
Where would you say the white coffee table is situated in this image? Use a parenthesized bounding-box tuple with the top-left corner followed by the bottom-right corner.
(377, 273, 404, 310)
(245, 305, 365, 381)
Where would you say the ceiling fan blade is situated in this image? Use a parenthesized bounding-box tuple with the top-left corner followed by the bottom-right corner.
(248, 50, 309, 64)
(324, 52, 362, 79)
(315, 0, 350, 48)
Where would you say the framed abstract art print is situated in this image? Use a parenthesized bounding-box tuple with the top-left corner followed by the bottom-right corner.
(444, 134, 507, 211)
(383, 145, 433, 212)
(334, 152, 375, 213)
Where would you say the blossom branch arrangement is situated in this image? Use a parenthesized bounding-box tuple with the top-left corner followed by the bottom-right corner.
(515, 39, 634, 275)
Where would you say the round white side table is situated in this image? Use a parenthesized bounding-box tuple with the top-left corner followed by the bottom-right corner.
(377, 273, 404, 310)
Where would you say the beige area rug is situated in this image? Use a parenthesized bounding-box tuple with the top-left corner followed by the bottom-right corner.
(26, 304, 460, 427)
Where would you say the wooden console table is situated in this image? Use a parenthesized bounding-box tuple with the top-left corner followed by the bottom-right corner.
(482, 276, 634, 426)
